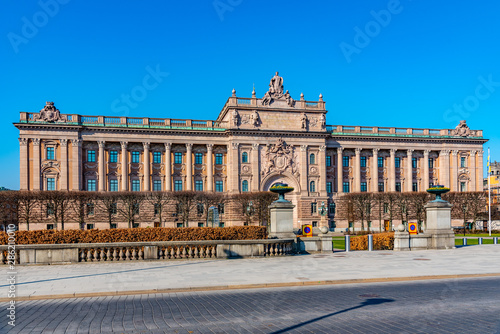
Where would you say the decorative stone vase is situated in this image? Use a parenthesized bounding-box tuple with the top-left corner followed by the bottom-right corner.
(319, 226, 329, 234)
(426, 185, 450, 202)
(270, 182, 294, 203)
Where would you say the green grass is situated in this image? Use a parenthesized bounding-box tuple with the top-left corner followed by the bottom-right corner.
(454, 233, 500, 237)
(332, 237, 345, 250)
(455, 237, 497, 246)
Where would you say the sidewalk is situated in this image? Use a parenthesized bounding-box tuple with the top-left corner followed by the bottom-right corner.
(2, 245, 499, 301)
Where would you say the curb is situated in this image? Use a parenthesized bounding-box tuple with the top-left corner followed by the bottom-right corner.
(3, 272, 500, 302)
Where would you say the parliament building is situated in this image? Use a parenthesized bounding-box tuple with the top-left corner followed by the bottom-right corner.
(15, 73, 487, 230)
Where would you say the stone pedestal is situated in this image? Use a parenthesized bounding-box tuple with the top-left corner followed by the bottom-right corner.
(424, 200, 455, 249)
(393, 231, 410, 251)
(269, 201, 295, 238)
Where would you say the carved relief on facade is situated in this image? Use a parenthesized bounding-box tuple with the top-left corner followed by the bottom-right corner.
(33, 102, 67, 122)
(241, 165, 251, 175)
(261, 138, 299, 177)
(450, 120, 478, 137)
(41, 161, 60, 172)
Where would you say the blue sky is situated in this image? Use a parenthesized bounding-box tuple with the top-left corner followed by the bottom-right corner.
(1, 0, 499, 190)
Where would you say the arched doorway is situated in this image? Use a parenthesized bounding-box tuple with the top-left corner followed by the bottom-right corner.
(261, 172, 301, 228)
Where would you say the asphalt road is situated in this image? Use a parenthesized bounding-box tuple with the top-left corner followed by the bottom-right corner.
(1, 277, 499, 334)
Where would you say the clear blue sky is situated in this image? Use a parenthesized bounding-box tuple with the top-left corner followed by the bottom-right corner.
(1, 0, 499, 190)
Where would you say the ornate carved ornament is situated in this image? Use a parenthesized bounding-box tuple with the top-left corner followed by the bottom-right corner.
(33, 102, 67, 123)
(261, 72, 295, 107)
(261, 138, 299, 177)
(83, 162, 97, 169)
(41, 161, 60, 171)
(241, 165, 252, 175)
(450, 120, 478, 137)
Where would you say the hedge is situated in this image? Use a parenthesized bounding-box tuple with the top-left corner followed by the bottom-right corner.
(0, 226, 268, 245)
(350, 232, 394, 250)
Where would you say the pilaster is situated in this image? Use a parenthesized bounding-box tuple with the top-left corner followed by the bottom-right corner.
(470, 150, 477, 191)
(19, 138, 28, 190)
(251, 143, 259, 191)
(165, 143, 172, 191)
(451, 150, 458, 191)
(98, 141, 106, 191)
(354, 148, 361, 192)
(406, 149, 414, 192)
(121, 141, 128, 191)
(32, 138, 41, 190)
(372, 148, 379, 192)
(300, 145, 308, 195)
(143, 142, 150, 191)
(60, 139, 68, 190)
(71, 139, 82, 191)
(337, 147, 343, 193)
(186, 143, 193, 191)
(389, 149, 396, 192)
(206, 144, 213, 191)
(423, 150, 430, 190)
(319, 145, 327, 196)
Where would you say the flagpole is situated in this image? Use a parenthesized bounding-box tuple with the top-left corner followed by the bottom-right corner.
(488, 147, 491, 237)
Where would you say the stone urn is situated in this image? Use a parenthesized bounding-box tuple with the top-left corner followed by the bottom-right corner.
(270, 182, 294, 203)
(319, 226, 329, 234)
(426, 185, 450, 202)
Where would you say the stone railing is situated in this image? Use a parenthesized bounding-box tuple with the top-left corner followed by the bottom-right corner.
(0, 239, 295, 265)
(326, 125, 483, 138)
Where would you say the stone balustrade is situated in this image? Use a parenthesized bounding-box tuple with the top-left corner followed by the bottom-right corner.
(0, 239, 295, 265)
(327, 125, 483, 138)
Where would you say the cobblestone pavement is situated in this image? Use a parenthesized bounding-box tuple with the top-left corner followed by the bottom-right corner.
(1, 277, 499, 334)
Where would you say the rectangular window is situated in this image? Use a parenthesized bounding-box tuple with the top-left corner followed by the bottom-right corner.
(396, 182, 401, 192)
(109, 179, 118, 191)
(361, 182, 367, 192)
(460, 182, 467, 192)
(46, 203, 55, 217)
(312, 221, 318, 227)
(360, 156, 366, 167)
(343, 156, 349, 167)
(111, 223, 117, 229)
(195, 180, 203, 191)
(174, 180, 183, 191)
(218, 203, 224, 214)
(311, 202, 317, 214)
(326, 182, 332, 194)
(198, 222, 204, 227)
(133, 203, 140, 215)
(46, 147, 55, 160)
(177, 223, 183, 228)
(197, 203, 204, 215)
(131, 179, 140, 191)
(195, 153, 203, 165)
(429, 158, 434, 169)
(87, 150, 96, 162)
(461, 157, 466, 168)
(47, 177, 55, 191)
(215, 153, 223, 165)
(46, 224, 54, 230)
(326, 156, 331, 167)
(329, 202, 336, 215)
(395, 157, 401, 168)
(131, 151, 140, 163)
(153, 180, 162, 191)
(111, 202, 117, 215)
(412, 182, 418, 192)
(378, 157, 384, 168)
(109, 150, 118, 163)
(87, 179, 96, 191)
(153, 151, 162, 164)
(86, 224, 94, 230)
(378, 182, 384, 192)
(154, 204, 160, 215)
(343, 182, 350, 193)
(174, 152, 182, 164)
(87, 203, 94, 216)
(412, 157, 417, 168)
(215, 180, 223, 192)
(383, 203, 389, 214)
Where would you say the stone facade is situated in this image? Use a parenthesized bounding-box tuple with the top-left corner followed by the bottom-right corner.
(15, 74, 487, 230)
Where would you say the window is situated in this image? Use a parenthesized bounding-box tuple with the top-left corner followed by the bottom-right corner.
(131, 179, 140, 191)
(309, 181, 316, 192)
(383, 203, 389, 214)
(153, 151, 162, 164)
(86, 224, 94, 230)
(361, 182, 367, 192)
(215, 153, 223, 165)
(412, 157, 417, 168)
(460, 182, 467, 192)
(177, 223, 183, 228)
(215, 180, 223, 192)
(395, 157, 401, 168)
(195, 153, 203, 165)
(312, 221, 318, 227)
(219, 222, 225, 228)
(326, 156, 331, 167)
(242, 180, 249, 192)
(343, 182, 350, 193)
(360, 156, 366, 167)
(309, 154, 315, 164)
(153, 180, 162, 191)
(131, 151, 140, 163)
(242, 152, 248, 163)
(46, 147, 55, 160)
(174, 180, 183, 191)
(429, 158, 434, 169)
(378, 157, 384, 167)
(46, 224, 54, 230)
(46, 203, 55, 217)
(87, 150, 96, 162)
(109, 179, 118, 191)
(197, 203, 204, 215)
(412, 182, 418, 192)
(461, 157, 466, 168)
(110, 150, 118, 163)
(87, 203, 94, 216)
(326, 182, 332, 194)
(311, 202, 317, 214)
(111, 202, 117, 215)
(198, 222, 204, 227)
(47, 177, 56, 191)
(329, 202, 336, 215)
(110, 223, 117, 229)
(378, 182, 384, 192)
(133, 203, 140, 215)
(396, 182, 401, 192)
(218, 203, 225, 214)
(154, 204, 160, 215)
(174, 152, 182, 164)
(195, 180, 203, 191)
(87, 179, 96, 191)
(343, 156, 349, 167)
(366, 203, 371, 214)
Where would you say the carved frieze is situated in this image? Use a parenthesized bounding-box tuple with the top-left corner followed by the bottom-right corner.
(261, 138, 299, 177)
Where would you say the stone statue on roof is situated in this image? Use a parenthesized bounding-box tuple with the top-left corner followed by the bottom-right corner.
(262, 72, 294, 106)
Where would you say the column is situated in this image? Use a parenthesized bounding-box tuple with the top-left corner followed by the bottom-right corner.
(439, 150, 450, 187)
(354, 148, 361, 192)
(60, 139, 68, 190)
(71, 139, 82, 191)
(186, 143, 193, 190)
(165, 143, 172, 191)
(300, 145, 308, 195)
(372, 149, 379, 192)
(319, 145, 327, 196)
(477, 150, 484, 190)
(143, 142, 150, 191)
(98, 141, 105, 191)
(229, 143, 239, 193)
(470, 150, 476, 191)
(33, 138, 41, 190)
(406, 149, 414, 192)
(251, 143, 259, 191)
(121, 141, 128, 191)
(19, 138, 28, 190)
(389, 149, 396, 192)
(206, 144, 213, 191)
(423, 150, 430, 190)
(451, 150, 458, 191)
(337, 147, 343, 193)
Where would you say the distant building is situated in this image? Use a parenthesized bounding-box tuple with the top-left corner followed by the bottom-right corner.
(484, 161, 500, 217)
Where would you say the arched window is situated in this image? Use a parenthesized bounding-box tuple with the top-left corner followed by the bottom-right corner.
(309, 154, 315, 164)
(242, 152, 248, 163)
(309, 181, 315, 192)
(242, 180, 249, 192)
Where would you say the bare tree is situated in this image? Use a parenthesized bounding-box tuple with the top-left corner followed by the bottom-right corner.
(347, 193, 374, 231)
(395, 193, 411, 229)
(117, 192, 145, 228)
(145, 191, 174, 227)
(171, 191, 199, 227)
(407, 192, 430, 231)
(0, 191, 18, 230)
(232, 193, 255, 225)
(382, 192, 398, 231)
(373, 193, 384, 232)
(41, 191, 74, 230)
(95, 192, 120, 229)
(252, 192, 278, 227)
(466, 191, 487, 231)
(15, 191, 41, 231)
(197, 192, 229, 227)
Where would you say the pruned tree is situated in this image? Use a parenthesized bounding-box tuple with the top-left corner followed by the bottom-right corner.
(382, 192, 398, 231)
(407, 192, 430, 231)
(42, 191, 74, 230)
(232, 193, 255, 225)
(348, 192, 374, 231)
(373, 193, 385, 232)
(395, 193, 411, 229)
(117, 192, 145, 228)
(95, 192, 120, 229)
(171, 191, 199, 227)
(197, 192, 229, 227)
(67, 191, 93, 229)
(252, 191, 278, 227)
(0, 191, 18, 230)
(145, 191, 174, 227)
(466, 191, 487, 231)
(15, 191, 41, 231)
